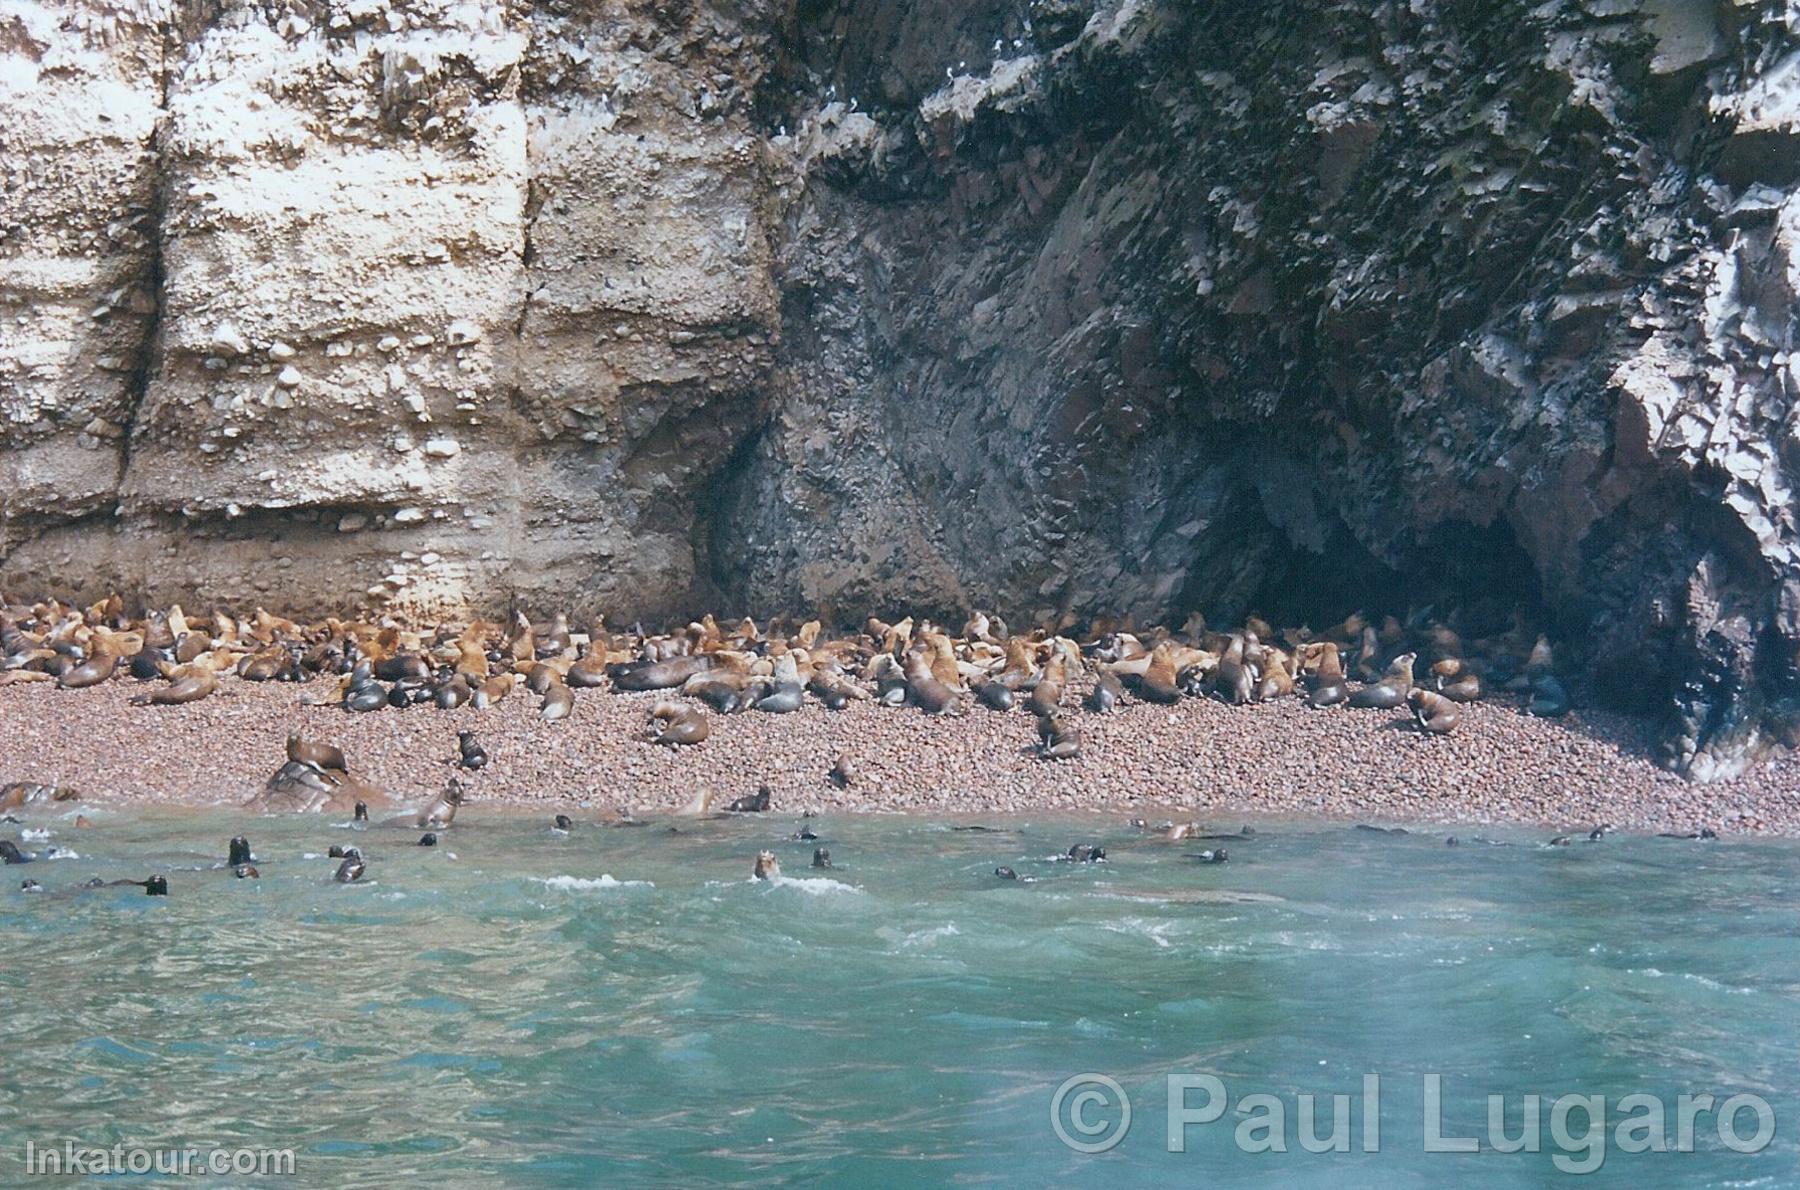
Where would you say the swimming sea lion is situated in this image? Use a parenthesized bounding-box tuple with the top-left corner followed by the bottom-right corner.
(354, 801, 369, 822)
(334, 852, 366, 882)
(1657, 827, 1719, 839)
(234, 864, 259, 878)
(0, 782, 78, 810)
(1408, 688, 1461, 734)
(792, 824, 818, 841)
(1188, 849, 1228, 863)
(994, 866, 1019, 880)
(19, 878, 40, 892)
(228, 836, 254, 867)
(753, 850, 780, 880)
(0, 841, 32, 864)
(811, 847, 833, 869)
(1066, 843, 1105, 863)
(386, 780, 463, 831)
(419, 832, 438, 847)
(139, 875, 168, 896)
(553, 814, 573, 832)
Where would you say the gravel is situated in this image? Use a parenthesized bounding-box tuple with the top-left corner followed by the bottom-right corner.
(2, 675, 1796, 835)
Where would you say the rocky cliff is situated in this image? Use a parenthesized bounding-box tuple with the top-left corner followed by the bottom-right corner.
(2, 0, 1798, 778)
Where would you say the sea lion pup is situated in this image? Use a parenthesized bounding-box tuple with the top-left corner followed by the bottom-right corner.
(334, 850, 366, 883)
(457, 731, 489, 771)
(1086, 668, 1124, 713)
(1527, 674, 1570, 717)
(753, 850, 781, 881)
(811, 847, 833, 869)
(1431, 658, 1484, 703)
(903, 649, 961, 714)
(648, 701, 709, 747)
(1036, 711, 1081, 760)
(829, 755, 855, 788)
(725, 784, 772, 813)
(1408, 688, 1461, 735)
(288, 735, 348, 775)
(609, 653, 716, 692)
(129, 666, 218, 707)
(1137, 642, 1183, 705)
(539, 679, 574, 722)
(1347, 652, 1415, 710)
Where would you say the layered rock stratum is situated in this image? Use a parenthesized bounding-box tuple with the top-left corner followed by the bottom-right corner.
(2, 0, 1798, 778)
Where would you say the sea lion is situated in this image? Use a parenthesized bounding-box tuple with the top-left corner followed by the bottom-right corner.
(0, 841, 32, 864)
(792, 824, 819, 841)
(725, 784, 772, 813)
(227, 836, 254, 867)
(419, 832, 438, 847)
(1188, 849, 1229, 864)
(386, 781, 463, 830)
(753, 850, 780, 880)
(903, 650, 960, 714)
(1657, 827, 1719, 839)
(1037, 711, 1081, 760)
(288, 735, 347, 775)
(829, 755, 855, 788)
(0, 782, 78, 810)
(1137, 642, 1184, 705)
(130, 669, 218, 706)
(1408, 688, 1461, 735)
(1347, 652, 1415, 710)
(647, 702, 708, 747)
(334, 852, 366, 883)
(19, 878, 40, 892)
(1212, 637, 1252, 705)
(57, 647, 118, 690)
(457, 731, 489, 771)
(811, 847, 833, 869)
(234, 864, 259, 879)
(1431, 658, 1484, 703)
(1028, 654, 1070, 718)
(610, 654, 716, 692)
(539, 680, 574, 722)
(1086, 669, 1124, 713)
(553, 814, 574, 832)
(1527, 674, 1570, 717)
(354, 801, 369, 822)
(138, 875, 168, 896)
(1066, 843, 1105, 863)
(994, 866, 1019, 880)
(1304, 642, 1348, 707)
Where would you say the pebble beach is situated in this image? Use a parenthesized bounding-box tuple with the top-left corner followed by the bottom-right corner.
(4, 675, 1796, 836)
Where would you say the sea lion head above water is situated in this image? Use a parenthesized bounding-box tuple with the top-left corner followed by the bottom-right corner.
(227, 836, 253, 867)
(753, 850, 781, 881)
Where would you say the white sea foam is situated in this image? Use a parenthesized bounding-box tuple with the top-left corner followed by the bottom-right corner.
(537, 874, 654, 891)
(767, 875, 860, 895)
(20, 828, 50, 841)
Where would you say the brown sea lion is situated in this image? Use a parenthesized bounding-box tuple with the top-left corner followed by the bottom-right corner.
(1348, 652, 1415, 710)
(903, 650, 960, 714)
(648, 702, 708, 746)
(130, 669, 218, 706)
(384, 780, 464, 830)
(1139, 642, 1183, 704)
(539, 680, 574, 722)
(1408, 688, 1461, 734)
(1037, 711, 1081, 760)
(753, 850, 781, 880)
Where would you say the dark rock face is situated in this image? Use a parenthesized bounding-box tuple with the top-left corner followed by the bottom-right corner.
(1, 0, 1797, 778)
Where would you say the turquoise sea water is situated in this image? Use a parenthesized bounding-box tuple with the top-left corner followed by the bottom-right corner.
(0, 809, 1793, 1187)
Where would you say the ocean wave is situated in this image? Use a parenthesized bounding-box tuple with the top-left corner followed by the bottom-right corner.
(536, 875, 654, 891)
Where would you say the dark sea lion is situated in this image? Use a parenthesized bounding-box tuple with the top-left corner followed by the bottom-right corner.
(647, 702, 708, 747)
(1656, 827, 1719, 839)
(19, 878, 40, 892)
(994, 866, 1018, 880)
(419, 832, 438, 847)
(1067, 843, 1105, 863)
(334, 853, 366, 882)
(345, 679, 388, 712)
(1445, 836, 1460, 847)
(1188, 849, 1228, 863)
(1086, 669, 1124, 713)
(753, 850, 780, 880)
(457, 731, 489, 771)
(1527, 674, 1570, 717)
(539, 681, 574, 722)
(812, 847, 833, 869)
(128, 649, 165, 681)
(139, 875, 169, 896)
(1408, 688, 1461, 734)
(553, 814, 573, 832)
(726, 784, 772, 813)
(903, 651, 960, 713)
(1193, 826, 1255, 841)
(1548, 835, 1572, 846)
(755, 682, 803, 713)
(227, 836, 253, 867)
(328, 844, 349, 858)
(974, 678, 1015, 711)
(434, 674, 473, 710)
(791, 824, 818, 841)
(375, 653, 431, 683)
(0, 840, 32, 864)
(354, 801, 369, 822)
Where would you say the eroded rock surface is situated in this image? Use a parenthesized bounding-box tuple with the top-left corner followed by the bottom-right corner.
(2, 0, 1797, 777)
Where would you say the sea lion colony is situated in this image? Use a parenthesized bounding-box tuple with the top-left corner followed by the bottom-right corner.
(2, 596, 1575, 760)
